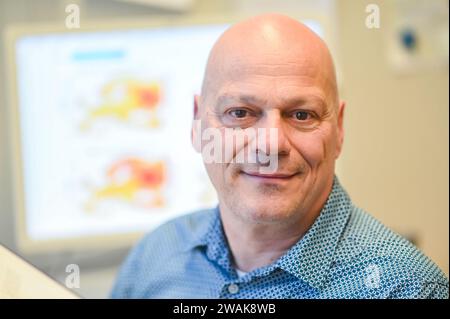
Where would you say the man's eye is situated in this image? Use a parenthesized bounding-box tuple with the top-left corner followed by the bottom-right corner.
(229, 109, 249, 118)
(294, 111, 310, 121)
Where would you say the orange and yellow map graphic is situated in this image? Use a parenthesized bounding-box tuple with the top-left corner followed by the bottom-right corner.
(85, 158, 166, 212)
(81, 79, 162, 129)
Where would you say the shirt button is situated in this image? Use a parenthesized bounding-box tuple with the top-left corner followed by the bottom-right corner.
(227, 283, 239, 294)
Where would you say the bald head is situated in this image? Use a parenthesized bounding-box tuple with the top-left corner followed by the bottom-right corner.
(193, 14, 346, 231)
(200, 13, 339, 112)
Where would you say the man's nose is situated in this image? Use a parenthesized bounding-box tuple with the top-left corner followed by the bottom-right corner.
(256, 110, 291, 156)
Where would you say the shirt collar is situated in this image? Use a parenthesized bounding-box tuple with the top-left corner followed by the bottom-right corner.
(185, 176, 352, 289)
(276, 176, 352, 289)
(186, 206, 234, 272)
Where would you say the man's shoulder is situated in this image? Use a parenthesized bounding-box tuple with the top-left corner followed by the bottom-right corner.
(110, 208, 216, 298)
(333, 206, 448, 297)
(133, 208, 215, 256)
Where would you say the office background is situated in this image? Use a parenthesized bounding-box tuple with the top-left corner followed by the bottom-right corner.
(0, 0, 448, 298)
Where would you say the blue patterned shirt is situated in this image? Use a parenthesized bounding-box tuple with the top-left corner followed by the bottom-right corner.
(111, 177, 448, 299)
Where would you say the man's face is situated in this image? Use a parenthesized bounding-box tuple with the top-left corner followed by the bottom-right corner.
(194, 33, 344, 224)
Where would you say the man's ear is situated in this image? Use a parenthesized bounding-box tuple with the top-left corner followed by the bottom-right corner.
(191, 95, 202, 153)
(193, 94, 200, 119)
(335, 100, 345, 159)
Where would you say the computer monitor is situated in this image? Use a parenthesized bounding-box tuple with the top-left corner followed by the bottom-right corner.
(5, 17, 325, 255)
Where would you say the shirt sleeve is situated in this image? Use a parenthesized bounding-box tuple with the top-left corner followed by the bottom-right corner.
(418, 282, 449, 299)
(387, 278, 449, 299)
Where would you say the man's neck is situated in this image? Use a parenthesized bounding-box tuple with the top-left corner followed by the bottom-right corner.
(220, 205, 319, 273)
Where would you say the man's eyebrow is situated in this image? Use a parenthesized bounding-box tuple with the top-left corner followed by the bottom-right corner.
(281, 94, 327, 108)
(216, 94, 267, 107)
(215, 93, 327, 109)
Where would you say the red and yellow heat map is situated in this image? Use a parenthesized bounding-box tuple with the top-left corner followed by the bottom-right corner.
(81, 79, 162, 129)
(85, 158, 166, 212)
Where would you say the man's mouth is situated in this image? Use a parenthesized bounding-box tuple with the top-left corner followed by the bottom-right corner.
(240, 171, 300, 181)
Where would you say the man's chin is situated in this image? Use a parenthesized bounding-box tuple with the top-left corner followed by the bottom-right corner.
(232, 199, 299, 224)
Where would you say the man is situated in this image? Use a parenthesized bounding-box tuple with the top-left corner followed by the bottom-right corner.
(111, 14, 448, 298)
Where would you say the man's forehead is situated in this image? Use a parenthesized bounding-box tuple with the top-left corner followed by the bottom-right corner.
(218, 56, 324, 79)
(210, 61, 331, 100)
(208, 43, 332, 97)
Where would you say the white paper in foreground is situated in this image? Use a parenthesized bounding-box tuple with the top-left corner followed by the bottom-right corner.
(0, 245, 79, 299)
